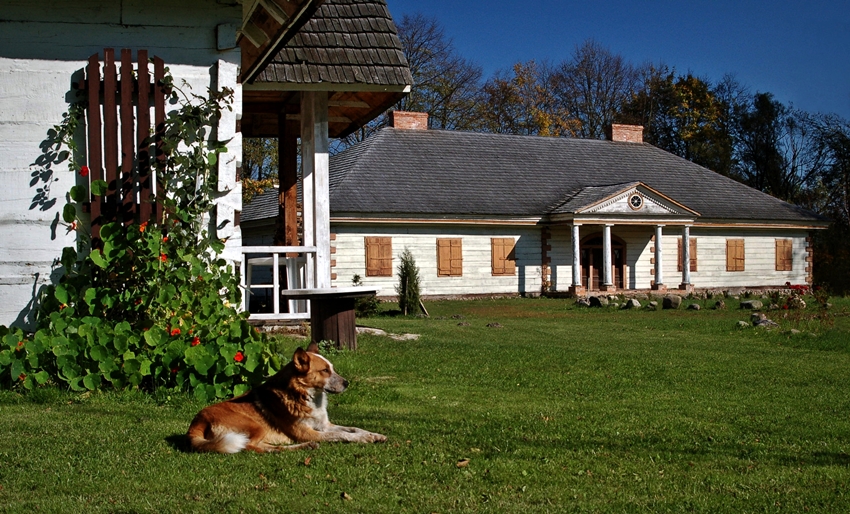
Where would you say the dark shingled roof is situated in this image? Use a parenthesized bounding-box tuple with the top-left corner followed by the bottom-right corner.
(241, 188, 280, 223)
(326, 128, 826, 223)
(253, 0, 412, 87)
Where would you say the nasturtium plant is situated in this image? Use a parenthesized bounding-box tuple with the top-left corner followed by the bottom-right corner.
(0, 75, 279, 401)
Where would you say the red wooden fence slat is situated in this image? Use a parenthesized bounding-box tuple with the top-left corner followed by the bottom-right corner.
(120, 49, 136, 225)
(85, 49, 168, 240)
(87, 53, 103, 240)
(102, 49, 119, 223)
(137, 50, 152, 223)
(154, 56, 166, 224)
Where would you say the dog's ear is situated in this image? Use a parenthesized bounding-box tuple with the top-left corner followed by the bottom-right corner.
(293, 347, 311, 373)
(306, 342, 319, 354)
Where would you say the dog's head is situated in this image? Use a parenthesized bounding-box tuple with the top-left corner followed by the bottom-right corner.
(291, 342, 348, 394)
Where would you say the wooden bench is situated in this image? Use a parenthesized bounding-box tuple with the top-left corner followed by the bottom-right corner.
(279, 286, 379, 350)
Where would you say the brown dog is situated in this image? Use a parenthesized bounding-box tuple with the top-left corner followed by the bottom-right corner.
(186, 342, 386, 453)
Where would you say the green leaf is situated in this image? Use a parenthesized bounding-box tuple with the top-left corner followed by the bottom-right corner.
(90, 344, 110, 362)
(69, 376, 86, 391)
(144, 327, 165, 346)
(207, 153, 217, 166)
(61, 247, 78, 269)
(34, 371, 50, 385)
(54, 285, 69, 305)
(90, 179, 108, 196)
(84, 288, 97, 309)
(82, 373, 102, 390)
(89, 249, 107, 269)
(69, 185, 88, 202)
(0, 349, 11, 366)
(62, 203, 77, 223)
(233, 383, 250, 397)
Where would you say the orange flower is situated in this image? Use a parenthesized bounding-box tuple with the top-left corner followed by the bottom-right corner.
(59, 303, 67, 310)
(79, 165, 89, 177)
(234, 351, 244, 362)
(162, 236, 169, 242)
(170, 327, 181, 336)
(18, 373, 26, 381)
(139, 221, 148, 232)
(191, 336, 200, 346)
(160, 253, 167, 262)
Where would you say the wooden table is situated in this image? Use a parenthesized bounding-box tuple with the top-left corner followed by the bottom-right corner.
(279, 286, 379, 350)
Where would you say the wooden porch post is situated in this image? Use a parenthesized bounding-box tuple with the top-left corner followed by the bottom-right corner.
(600, 224, 615, 291)
(653, 225, 666, 291)
(300, 90, 331, 289)
(680, 225, 694, 292)
(569, 223, 584, 296)
(276, 109, 299, 247)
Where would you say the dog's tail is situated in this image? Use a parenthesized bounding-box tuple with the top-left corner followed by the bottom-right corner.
(187, 420, 249, 454)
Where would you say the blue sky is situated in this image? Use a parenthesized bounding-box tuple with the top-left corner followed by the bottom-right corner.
(385, 0, 850, 120)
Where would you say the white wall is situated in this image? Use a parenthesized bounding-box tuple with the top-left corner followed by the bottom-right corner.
(0, 0, 241, 328)
(331, 224, 544, 297)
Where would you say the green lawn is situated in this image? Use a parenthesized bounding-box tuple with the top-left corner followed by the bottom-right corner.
(1, 296, 849, 513)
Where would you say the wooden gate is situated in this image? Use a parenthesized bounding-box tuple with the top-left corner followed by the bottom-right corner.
(82, 48, 169, 242)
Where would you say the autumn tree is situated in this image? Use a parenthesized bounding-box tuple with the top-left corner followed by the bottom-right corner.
(479, 60, 576, 136)
(620, 68, 734, 174)
(550, 40, 640, 139)
(241, 138, 279, 202)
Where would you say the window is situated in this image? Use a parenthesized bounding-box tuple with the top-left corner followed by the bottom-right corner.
(775, 239, 793, 271)
(677, 237, 697, 272)
(437, 238, 463, 277)
(491, 238, 516, 276)
(726, 239, 745, 272)
(365, 237, 392, 277)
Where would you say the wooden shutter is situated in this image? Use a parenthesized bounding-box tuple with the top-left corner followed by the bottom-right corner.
(437, 238, 462, 277)
(491, 238, 516, 276)
(677, 238, 698, 272)
(775, 239, 793, 271)
(365, 237, 392, 277)
(726, 239, 745, 272)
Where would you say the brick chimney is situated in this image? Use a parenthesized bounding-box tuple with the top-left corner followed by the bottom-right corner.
(389, 111, 428, 130)
(606, 124, 644, 143)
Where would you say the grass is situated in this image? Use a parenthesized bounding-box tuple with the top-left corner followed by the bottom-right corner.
(1, 296, 849, 512)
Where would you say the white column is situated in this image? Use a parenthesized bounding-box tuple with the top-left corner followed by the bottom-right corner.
(602, 224, 612, 287)
(681, 225, 691, 286)
(300, 91, 331, 289)
(571, 224, 581, 287)
(654, 225, 664, 287)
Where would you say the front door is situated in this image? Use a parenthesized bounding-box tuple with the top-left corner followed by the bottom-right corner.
(580, 236, 626, 290)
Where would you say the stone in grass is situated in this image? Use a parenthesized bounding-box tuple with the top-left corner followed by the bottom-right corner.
(687, 303, 701, 310)
(713, 300, 726, 310)
(662, 295, 683, 309)
(589, 296, 609, 308)
(740, 300, 763, 310)
(647, 301, 658, 310)
(611, 303, 620, 309)
(486, 322, 503, 328)
(736, 321, 751, 328)
(621, 298, 641, 309)
(755, 319, 779, 328)
(576, 298, 591, 307)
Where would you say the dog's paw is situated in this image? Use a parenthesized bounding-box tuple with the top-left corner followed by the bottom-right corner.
(368, 432, 387, 443)
(306, 441, 320, 450)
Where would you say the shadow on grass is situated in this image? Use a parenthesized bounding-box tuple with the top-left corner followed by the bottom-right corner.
(166, 433, 192, 453)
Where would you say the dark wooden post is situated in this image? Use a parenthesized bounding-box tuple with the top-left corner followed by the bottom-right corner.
(310, 297, 357, 351)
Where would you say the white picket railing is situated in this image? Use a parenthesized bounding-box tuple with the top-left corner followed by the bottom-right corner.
(239, 246, 317, 320)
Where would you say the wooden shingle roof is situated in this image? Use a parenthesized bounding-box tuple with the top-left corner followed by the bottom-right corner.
(253, 0, 412, 88)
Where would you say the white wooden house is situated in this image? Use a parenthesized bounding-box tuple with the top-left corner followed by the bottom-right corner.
(243, 113, 829, 298)
(0, 0, 412, 332)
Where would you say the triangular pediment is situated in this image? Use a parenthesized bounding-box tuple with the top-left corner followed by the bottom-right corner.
(571, 183, 699, 217)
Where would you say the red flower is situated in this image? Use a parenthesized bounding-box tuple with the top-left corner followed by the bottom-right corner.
(191, 336, 200, 346)
(160, 253, 167, 262)
(162, 236, 169, 242)
(234, 351, 244, 362)
(171, 367, 179, 374)
(170, 327, 181, 336)
(79, 165, 89, 177)
(134, 298, 142, 305)
(139, 221, 148, 233)
(18, 373, 26, 381)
